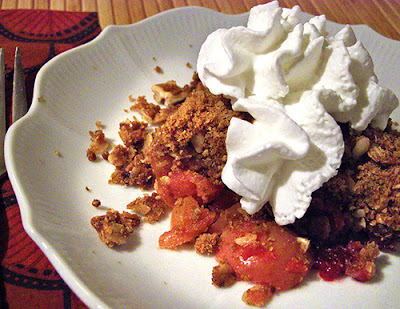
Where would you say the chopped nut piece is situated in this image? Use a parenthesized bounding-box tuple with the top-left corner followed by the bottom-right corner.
(242, 285, 274, 307)
(91, 209, 140, 247)
(109, 152, 154, 190)
(352, 136, 370, 159)
(296, 237, 310, 253)
(212, 262, 236, 287)
(102, 151, 109, 160)
(191, 133, 205, 153)
(127, 198, 151, 215)
(151, 80, 189, 105)
(108, 145, 129, 167)
(234, 233, 257, 247)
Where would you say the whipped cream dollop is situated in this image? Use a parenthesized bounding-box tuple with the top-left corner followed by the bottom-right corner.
(197, 1, 399, 225)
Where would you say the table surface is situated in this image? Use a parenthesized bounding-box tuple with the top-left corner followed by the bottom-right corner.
(0, 0, 399, 40)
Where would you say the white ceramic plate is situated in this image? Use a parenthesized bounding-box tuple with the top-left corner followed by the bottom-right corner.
(5, 6, 400, 309)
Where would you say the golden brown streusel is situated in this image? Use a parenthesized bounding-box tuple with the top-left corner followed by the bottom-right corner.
(107, 117, 154, 190)
(91, 209, 140, 247)
(127, 192, 167, 223)
(131, 96, 161, 123)
(118, 118, 148, 148)
(144, 82, 245, 185)
(86, 128, 110, 161)
(194, 233, 219, 254)
(151, 80, 190, 105)
(351, 123, 400, 249)
(353, 161, 400, 249)
(293, 122, 400, 250)
(109, 153, 154, 189)
(242, 285, 274, 307)
(212, 262, 236, 287)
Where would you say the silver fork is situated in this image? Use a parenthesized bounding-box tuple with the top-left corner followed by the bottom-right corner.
(0, 47, 28, 175)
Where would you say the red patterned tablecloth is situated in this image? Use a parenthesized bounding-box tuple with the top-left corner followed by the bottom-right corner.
(0, 10, 101, 309)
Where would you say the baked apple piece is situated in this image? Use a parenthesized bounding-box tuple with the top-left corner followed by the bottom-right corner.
(216, 217, 312, 291)
(155, 170, 222, 208)
(159, 196, 217, 249)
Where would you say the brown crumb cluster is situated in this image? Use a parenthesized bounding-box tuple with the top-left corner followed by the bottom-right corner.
(91, 209, 140, 247)
(107, 118, 154, 190)
(212, 262, 236, 287)
(86, 129, 110, 161)
(351, 123, 400, 249)
(131, 95, 180, 124)
(154, 66, 163, 73)
(127, 192, 167, 223)
(130, 95, 161, 123)
(242, 285, 275, 307)
(144, 82, 244, 185)
(194, 233, 219, 254)
(293, 121, 400, 250)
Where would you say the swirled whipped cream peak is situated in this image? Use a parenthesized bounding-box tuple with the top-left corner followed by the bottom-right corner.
(197, 1, 399, 225)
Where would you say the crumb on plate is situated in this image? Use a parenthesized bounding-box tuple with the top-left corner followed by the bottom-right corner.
(91, 208, 140, 247)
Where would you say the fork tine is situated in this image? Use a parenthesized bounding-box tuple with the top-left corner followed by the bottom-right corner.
(0, 48, 5, 127)
(12, 47, 27, 123)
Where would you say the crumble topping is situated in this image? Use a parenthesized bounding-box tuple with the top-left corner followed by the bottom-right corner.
(291, 122, 400, 251)
(351, 123, 400, 249)
(145, 81, 245, 185)
(194, 233, 219, 254)
(151, 80, 190, 105)
(127, 192, 167, 223)
(211, 262, 236, 287)
(86, 128, 110, 161)
(91, 209, 140, 247)
(130, 95, 161, 123)
(242, 285, 274, 307)
(106, 118, 154, 190)
(130, 95, 179, 124)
